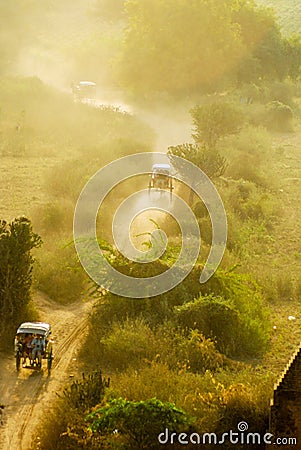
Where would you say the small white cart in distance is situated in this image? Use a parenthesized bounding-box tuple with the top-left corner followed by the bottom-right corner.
(148, 163, 174, 200)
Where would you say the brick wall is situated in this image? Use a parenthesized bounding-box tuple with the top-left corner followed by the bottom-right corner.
(269, 345, 301, 448)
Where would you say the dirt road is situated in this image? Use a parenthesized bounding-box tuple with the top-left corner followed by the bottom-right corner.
(0, 293, 93, 450)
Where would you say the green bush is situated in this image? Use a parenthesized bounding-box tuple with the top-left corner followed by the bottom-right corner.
(108, 363, 273, 437)
(34, 240, 86, 303)
(175, 270, 270, 357)
(32, 200, 74, 235)
(191, 102, 244, 147)
(265, 101, 294, 131)
(96, 318, 158, 371)
(226, 213, 274, 259)
(175, 295, 243, 356)
(167, 143, 227, 179)
(86, 397, 193, 449)
(219, 125, 272, 186)
(259, 81, 296, 106)
(182, 330, 226, 372)
(87, 260, 197, 332)
(86, 316, 227, 373)
(226, 180, 278, 223)
(60, 371, 107, 412)
(33, 371, 108, 450)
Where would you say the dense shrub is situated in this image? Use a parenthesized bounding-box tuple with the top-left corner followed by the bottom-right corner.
(191, 102, 244, 147)
(175, 270, 270, 357)
(34, 241, 86, 303)
(259, 81, 296, 106)
(86, 317, 227, 373)
(176, 296, 243, 356)
(87, 256, 198, 332)
(167, 143, 227, 179)
(60, 371, 107, 412)
(219, 125, 272, 186)
(265, 101, 294, 131)
(33, 371, 108, 450)
(226, 180, 278, 223)
(32, 200, 74, 235)
(96, 318, 158, 371)
(86, 397, 193, 449)
(108, 363, 273, 437)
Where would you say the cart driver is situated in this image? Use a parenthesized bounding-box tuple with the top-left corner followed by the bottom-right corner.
(31, 334, 45, 363)
(24, 333, 33, 356)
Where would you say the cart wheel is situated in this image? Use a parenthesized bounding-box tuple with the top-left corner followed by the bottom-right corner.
(47, 350, 53, 376)
(16, 353, 21, 371)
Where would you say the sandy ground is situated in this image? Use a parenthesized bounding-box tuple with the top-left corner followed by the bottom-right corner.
(0, 293, 93, 450)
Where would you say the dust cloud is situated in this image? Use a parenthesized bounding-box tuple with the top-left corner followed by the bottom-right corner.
(7, 0, 193, 151)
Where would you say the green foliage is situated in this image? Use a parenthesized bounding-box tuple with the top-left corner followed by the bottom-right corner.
(96, 318, 158, 371)
(233, 1, 301, 83)
(86, 397, 193, 449)
(34, 241, 86, 304)
(108, 363, 273, 436)
(86, 316, 228, 373)
(265, 100, 294, 131)
(181, 269, 270, 356)
(116, 0, 301, 98)
(36, 366, 273, 449)
(226, 180, 278, 223)
(87, 254, 197, 331)
(219, 125, 272, 186)
(181, 329, 226, 373)
(262, 81, 297, 106)
(60, 371, 107, 412)
(33, 371, 108, 450)
(176, 295, 243, 356)
(118, 0, 243, 97)
(168, 143, 227, 179)
(191, 102, 243, 147)
(0, 217, 42, 346)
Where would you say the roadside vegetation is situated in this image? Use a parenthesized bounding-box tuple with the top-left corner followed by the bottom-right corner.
(0, 0, 301, 448)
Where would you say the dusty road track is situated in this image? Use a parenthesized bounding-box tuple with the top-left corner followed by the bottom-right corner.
(0, 293, 93, 450)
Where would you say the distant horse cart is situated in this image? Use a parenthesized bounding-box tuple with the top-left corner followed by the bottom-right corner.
(148, 163, 174, 200)
(72, 81, 96, 104)
(14, 322, 53, 375)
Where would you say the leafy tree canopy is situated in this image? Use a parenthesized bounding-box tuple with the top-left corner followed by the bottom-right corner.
(116, 0, 301, 97)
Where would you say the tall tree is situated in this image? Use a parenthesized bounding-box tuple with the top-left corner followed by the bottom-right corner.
(116, 0, 301, 97)
(117, 0, 243, 97)
(0, 217, 42, 338)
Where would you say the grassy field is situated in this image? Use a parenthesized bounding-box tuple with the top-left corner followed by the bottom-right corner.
(1, 78, 301, 449)
(1, 90, 301, 376)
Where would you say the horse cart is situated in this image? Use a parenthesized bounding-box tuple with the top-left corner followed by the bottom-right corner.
(148, 163, 174, 200)
(14, 322, 53, 375)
